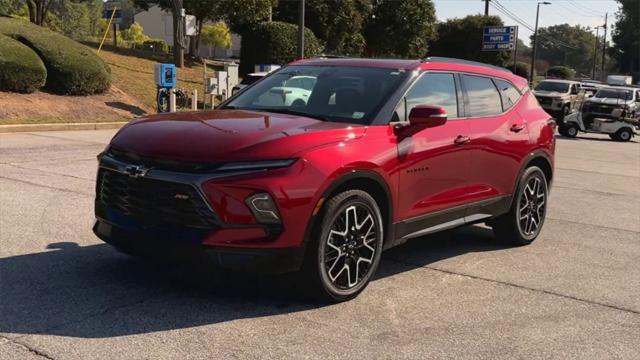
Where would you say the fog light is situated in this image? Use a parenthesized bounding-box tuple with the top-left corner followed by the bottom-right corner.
(246, 193, 281, 224)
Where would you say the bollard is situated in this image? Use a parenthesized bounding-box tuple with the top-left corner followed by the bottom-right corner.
(192, 89, 198, 111)
(169, 90, 176, 113)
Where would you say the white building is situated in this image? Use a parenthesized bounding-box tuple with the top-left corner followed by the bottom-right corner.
(134, 5, 241, 58)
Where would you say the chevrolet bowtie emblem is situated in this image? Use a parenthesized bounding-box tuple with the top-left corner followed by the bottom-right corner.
(124, 165, 150, 178)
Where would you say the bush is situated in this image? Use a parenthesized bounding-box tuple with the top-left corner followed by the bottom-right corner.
(508, 61, 533, 79)
(547, 66, 575, 80)
(239, 21, 322, 75)
(0, 17, 111, 95)
(142, 38, 169, 53)
(0, 33, 46, 93)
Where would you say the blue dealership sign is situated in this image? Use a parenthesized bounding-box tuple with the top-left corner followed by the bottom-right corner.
(482, 26, 517, 51)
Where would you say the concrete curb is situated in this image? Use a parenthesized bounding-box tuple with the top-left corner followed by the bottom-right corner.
(0, 122, 128, 133)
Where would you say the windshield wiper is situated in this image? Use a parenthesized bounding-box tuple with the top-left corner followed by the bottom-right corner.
(248, 107, 330, 122)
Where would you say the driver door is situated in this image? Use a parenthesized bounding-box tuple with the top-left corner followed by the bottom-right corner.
(395, 72, 472, 239)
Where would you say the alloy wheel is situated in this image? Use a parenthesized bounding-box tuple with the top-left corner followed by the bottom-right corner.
(517, 175, 546, 238)
(323, 204, 378, 289)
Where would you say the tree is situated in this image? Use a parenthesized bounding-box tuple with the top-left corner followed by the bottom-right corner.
(216, 0, 277, 34)
(365, 0, 436, 58)
(530, 24, 597, 77)
(200, 21, 231, 56)
(25, 0, 56, 25)
(274, 0, 370, 56)
(610, 0, 640, 80)
(119, 21, 149, 45)
(428, 15, 511, 66)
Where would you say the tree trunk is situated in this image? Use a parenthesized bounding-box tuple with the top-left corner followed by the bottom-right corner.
(172, 0, 185, 68)
(195, 20, 204, 55)
(26, 0, 36, 23)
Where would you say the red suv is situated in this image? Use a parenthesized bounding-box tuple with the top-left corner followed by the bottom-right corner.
(94, 57, 555, 301)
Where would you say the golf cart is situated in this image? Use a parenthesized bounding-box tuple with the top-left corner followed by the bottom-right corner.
(558, 108, 639, 141)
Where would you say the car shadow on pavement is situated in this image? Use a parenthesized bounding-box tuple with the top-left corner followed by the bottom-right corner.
(0, 225, 509, 339)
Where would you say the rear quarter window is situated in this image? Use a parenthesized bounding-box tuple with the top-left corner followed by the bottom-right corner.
(462, 74, 503, 117)
(494, 79, 522, 110)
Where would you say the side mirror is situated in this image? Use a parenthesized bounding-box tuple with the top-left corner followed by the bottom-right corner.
(408, 105, 448, 128)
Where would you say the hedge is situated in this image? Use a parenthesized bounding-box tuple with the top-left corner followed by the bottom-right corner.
(547, 66, 575, 80)
(240, 21, 322, 75)
(0, 17, 111, 95)
(0, 34, 46, 93)
(143, 38, 169, 53)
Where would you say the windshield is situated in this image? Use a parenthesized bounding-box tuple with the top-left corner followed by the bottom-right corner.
(594, 89, 632, 100)
(223, 65, 409, 124)
(535, 81, 570, 93)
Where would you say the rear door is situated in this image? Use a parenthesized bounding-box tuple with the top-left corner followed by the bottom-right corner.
(461, 74, 530, 218)
(395, 72, 472, 238)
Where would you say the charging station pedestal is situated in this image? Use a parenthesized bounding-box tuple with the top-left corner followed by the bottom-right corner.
(154, 63, 176, 113)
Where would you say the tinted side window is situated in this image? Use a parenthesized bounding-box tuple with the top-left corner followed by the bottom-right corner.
(394, 73, 458, 121)
(494, 79, 521, 110)
(462, 74, 503, 117)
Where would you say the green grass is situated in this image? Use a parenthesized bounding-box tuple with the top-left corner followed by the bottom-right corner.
(96, 46, 212, 109)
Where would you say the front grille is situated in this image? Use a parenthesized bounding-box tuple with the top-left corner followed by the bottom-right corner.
(97, 168, 217, 228)
(536, 97, 552, 106)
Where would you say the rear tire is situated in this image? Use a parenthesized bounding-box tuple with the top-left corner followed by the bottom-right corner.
(303, 190, 384, 302)
(491, 166, 548, 246)
(615, 128, 633, 142)
(609, 133, 619, 141)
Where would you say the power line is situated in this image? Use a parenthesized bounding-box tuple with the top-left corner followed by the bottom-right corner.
(565, 0, 606, 17)
(491, 1, 578, 50)
(553, 1, 604, 20)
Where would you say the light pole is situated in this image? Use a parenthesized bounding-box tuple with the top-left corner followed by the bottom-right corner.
(529, 1, 551, 84)
(298, 0, 305, 59)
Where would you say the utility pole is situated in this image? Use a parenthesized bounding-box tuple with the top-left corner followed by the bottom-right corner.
(592, 26, 600, 80)
(601, 13, 608, 81)
(485, 0, 490, 16)
(530, 2, 551, 83)
(298, 0, 305, 59)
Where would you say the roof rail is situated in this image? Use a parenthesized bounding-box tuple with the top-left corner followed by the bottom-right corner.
(421, 56, 512, 74)
(314, 54, 349, 59)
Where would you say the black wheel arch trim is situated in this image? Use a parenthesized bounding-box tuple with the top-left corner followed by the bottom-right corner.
(301, 169, 394, 251)
(510, 151, 553, 207)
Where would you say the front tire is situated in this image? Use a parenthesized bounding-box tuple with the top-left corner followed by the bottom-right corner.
(304, 190, 384, 302)
(564, 123, 579, 138)
(492, 166, 548, 246)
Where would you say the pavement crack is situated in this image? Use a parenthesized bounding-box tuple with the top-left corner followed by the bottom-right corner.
(0, 335, 56, 360)
(3, 162, 94, 182)
(552, 185, 640, 198)
(0, 175, 92, 197)
(386, 257, 640, 316)
(555, 166, 640, 178)
(545, 217, 639, 234)
(15, 292, 164, 338)
(23, 132, 109, 146)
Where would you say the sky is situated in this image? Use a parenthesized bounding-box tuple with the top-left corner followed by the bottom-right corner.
(433, 0, 620, 45)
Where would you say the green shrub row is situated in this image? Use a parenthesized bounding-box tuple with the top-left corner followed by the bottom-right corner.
(0, 17, 111, 95)
(0, 33, 47, 93)
(142, 38, 169, 53)
(240, 21, 322, 75)
(547, 66, 575, 80)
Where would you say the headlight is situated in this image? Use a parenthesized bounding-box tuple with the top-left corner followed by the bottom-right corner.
(217, 159, 297, 172)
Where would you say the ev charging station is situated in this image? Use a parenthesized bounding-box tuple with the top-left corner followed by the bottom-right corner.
(154, 63, 177, 113)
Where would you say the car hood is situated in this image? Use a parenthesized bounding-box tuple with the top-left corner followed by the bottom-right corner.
(109, 109, 366, 162)
(533, 90, 569, 98)
(586, 98, 632, 105)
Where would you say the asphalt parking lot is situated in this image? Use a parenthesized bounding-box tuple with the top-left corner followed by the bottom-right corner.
(1, 129, 639, 359)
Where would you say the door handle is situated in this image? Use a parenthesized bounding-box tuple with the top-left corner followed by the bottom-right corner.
(454, 135, 471, 145)
(510, 124, 525, 133)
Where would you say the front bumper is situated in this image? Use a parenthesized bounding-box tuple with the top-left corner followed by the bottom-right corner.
(93, 219, 305, 274)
